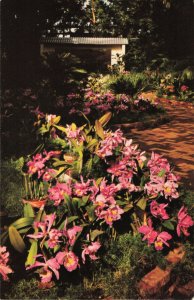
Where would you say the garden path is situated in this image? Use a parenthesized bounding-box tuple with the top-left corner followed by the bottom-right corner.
(127, 99, 194, 190)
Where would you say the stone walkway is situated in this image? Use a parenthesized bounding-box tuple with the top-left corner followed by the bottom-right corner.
(127, 99, 194, 190)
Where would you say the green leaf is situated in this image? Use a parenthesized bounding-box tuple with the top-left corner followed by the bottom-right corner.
(90, 229, 104, 241)
(95, 177, 103, 186)
(78, 196, 89, 208)
(54, 124, 67, 133)
(24, 204, 35, 218)
(53, 116, 61, 124)
(53, 244, 60, 253)
(53, 160, 69, 167)
(72, 198, 79, 213)
(9, 226, 26, 253)
(67, 216, 79, 224)
(37, 125, 49, 135)
(86, 205, 97, 222)
(123, 203, 133, 212)
(34, 208, 45, 222)
(31, 144, 44, 156)
(77, 150, 83, 173)
(116, 200, 128, 205)
(11, 217, 34, 230)
(137, 198, 147, 210)
(0, 231, 9, 245)
(162, 220, 174, 230)
(85, 158, 93, 173)
(98, 112, 112, 127)
(87, 139, 98, 151)
(25, 241, 37, 266)
(95, 120, 105, 139)
(158, 169, 166, 177)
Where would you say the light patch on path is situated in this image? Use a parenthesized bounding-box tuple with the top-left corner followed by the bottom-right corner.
(127, 99, 194, 190)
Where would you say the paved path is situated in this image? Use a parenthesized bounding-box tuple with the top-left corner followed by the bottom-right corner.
(127, 99, 194, 190)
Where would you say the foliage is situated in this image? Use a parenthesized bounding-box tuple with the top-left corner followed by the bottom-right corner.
(1, 160, 25, 216)
(1, 51, 87, 158)
(1, 88, 39, 158)
(155, 72, 194, 102)
(0, 233, 167, 299)
(1, 112, 193, 286)
(66, 86, 162, 125)
(107, 72, 148, 97)
(40, 51, 87, 95)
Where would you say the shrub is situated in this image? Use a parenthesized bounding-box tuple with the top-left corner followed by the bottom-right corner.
(1, 111, 193, 288)
(1, 159, 25, 217)
(107, 72, 148, 97)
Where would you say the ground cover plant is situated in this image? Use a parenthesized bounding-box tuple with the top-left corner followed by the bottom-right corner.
(155, 69, 194, 103)
(1, 71, 165, 157)
(66, 73, 165, 126)
(1, 111, 193, 299)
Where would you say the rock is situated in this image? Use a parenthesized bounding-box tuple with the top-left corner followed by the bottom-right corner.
(166, 245, 185, 264)
(176, 280, 194, 298)
(138, 245, 186, 298)
(138, 266, 171, 297)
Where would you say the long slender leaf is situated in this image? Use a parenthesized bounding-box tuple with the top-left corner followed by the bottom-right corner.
(90, 229, 104, 241)
(11, 217, 34, 230)
(98, 112, 112, 127)
(25, 241, 38, 266)
(95, 120, 105, 139)
(9, 226, 26, 253)
(24, 204, 35, 218)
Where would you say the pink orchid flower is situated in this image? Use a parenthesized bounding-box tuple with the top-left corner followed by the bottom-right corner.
(138, 219, 158, 245)
(96, 129, 124, 158)
(44, 150, 61, 160)
(154, 231, 172, 250)
(27, 153, 45, 175)
(65, 124, 85, 143)
(26, 255, 60, 283)
(99, 180, 119, 204)
(64, 225, 83, 246)
(47, 229, 62, 248)
(107, 161, 127, 177)
(180, 85, 188, 92)
(48, 182, 72, 206)
(42, 168, 57, 182)
(46, 114, 57, 125)
(123, 139, 140, 158)
(147, 152, 170, 175)
(56, 251, 79, 272)
(28, 214, 61, 248)
(163, 180, 179, 199)
(177, 206, 193, 236)
(98, 205, 124, 226)
(0, 246, 13, 281)
(82, 241, 101, 264)
(74, 176, 92, 197)
(150, 200, 169, 219)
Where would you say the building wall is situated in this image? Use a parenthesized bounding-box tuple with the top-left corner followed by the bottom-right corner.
(40, 43, 125, 71)
(111, 45, 123, 65)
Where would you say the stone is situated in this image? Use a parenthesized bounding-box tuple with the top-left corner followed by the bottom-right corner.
(176, 280, 194, 298)
(138, 266, 171, 297)
(166, 245, 185, 264)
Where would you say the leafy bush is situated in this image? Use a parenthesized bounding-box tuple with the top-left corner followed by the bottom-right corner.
(155, 71, 194, 102)
(1, 112, 193, 287)
(67, 80, 161, 124)
(1, 159, 25, 217)
(107, 72, 148, 97)
(40, 51, 87, 95)
(1, 233, 166, 299)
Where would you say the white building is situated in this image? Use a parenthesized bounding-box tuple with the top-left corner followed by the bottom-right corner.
(40, 37, 128, 71)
